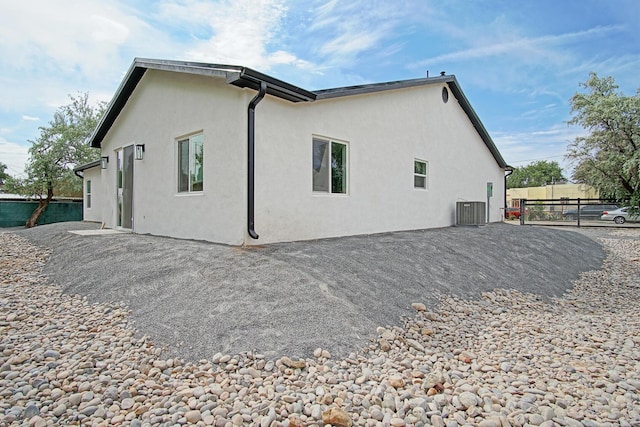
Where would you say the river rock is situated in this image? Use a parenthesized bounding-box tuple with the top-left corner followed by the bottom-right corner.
(322, 407, 352, 427)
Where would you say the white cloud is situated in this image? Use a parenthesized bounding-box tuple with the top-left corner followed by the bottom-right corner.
(319, 31, 382, 58)
(90, 15, 131, 44)
(267, 51, 315, 71)
(409, 22, 634, 104)
(0, 139, 30, 177)
(167, 0, 308, 71)
(561, 53, 640, 92)
(155, 0, 218, 26)
(309, 0, 418, 66)
(0, 1, 162, 112)
(413, 25, 623, 68)
(0, 1, 146, 76)
(492, 124, 586, 176)
(21, 116, 40, 122)
(269, 50, 297, 64)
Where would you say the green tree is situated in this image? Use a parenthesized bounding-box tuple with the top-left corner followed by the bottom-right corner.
(0, 162, 9, 186)
(5, 93, 105, 227)
(567, 73, 640, 208)
(506, 160, 565, 189)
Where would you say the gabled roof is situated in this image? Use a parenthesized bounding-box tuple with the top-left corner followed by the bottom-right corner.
(315, 75, 507, 168)
(89, 58, 316, 148)
(89, 58, 507, 168)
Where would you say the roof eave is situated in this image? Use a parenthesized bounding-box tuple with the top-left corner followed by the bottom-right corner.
(89, 58, 317, 148)
(314, 75, 452, 99)
(73, 159, 101, 172)
(88, 59, 506, 169)
(445, 77, 507, 169)
(89, 61, 146, 148)
(227, 67, 316, 103)
(315, 75, 507, 169)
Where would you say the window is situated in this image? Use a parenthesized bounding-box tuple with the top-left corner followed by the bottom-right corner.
(414, 160, 428, 189)
(313, 137, 347, 194)
(178, 134, 204, 192)
(86, 180, 92, 208)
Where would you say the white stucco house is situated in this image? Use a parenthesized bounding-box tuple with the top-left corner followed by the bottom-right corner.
(75, 58, 510, 245)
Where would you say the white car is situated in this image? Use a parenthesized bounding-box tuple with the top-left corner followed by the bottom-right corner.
(600, 207, 640, 224)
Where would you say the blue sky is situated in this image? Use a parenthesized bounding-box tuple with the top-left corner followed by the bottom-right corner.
(1, 0, 638, 179)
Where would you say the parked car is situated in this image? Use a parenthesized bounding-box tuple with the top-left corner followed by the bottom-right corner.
(600, 207, 640, 224)
(505, 207, 521, 219)
(562, 204, 619, 220)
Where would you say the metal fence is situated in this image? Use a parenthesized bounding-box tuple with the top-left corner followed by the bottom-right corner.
(507, 198, 637, 228)
(0, 200, 83, 227)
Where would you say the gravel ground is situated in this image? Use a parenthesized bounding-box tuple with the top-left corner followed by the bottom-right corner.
(10, 222, 603, 361)
(1, 224, 639, 426)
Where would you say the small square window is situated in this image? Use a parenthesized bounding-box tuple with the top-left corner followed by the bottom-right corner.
(414, 160, 428, 189)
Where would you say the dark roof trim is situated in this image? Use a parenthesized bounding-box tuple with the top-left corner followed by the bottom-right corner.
(73, 159, 101, 178)
(444, 77, 507, 168)
(89, 58, 316, 148)
(90, 63, 146, 148)
(74, 159, 101, 173)
(132, 59, 316, 102)
(316, 75, 507, 168)
(89, 58, 506, 168)
(227, 67, 316, 103)
(314, 75, 451, 99)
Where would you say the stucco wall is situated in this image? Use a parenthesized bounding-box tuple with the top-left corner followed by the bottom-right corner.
(252, 84, 505, 244)
(99, 70, 247, 245)
(82, 166, 102, 222)
(95, 71, 504, 245)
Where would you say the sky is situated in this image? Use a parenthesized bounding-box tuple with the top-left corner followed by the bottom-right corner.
(1, 0, 638, 179)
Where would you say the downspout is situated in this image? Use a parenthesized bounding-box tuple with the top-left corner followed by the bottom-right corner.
(247, 81, 267, 240)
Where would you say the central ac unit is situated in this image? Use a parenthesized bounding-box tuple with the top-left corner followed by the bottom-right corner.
(456, 201, 486, 225)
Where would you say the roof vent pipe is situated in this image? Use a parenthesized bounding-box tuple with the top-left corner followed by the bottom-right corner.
(440, 71, 446, 76)
(247, 81, 267, 240)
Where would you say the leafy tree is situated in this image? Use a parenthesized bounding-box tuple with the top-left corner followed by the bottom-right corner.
(5, 93, 105, 227)
(0, 162, 9, 186)
(506, 160, 565, 189)
(567, 73, 640, 208)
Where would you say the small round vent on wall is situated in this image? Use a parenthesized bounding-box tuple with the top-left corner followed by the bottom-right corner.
(442, 87, 449, 103)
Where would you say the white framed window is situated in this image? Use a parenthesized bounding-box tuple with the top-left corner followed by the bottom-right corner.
(178, 133, 204, 193)
(86, 179, 92, 208)
(313, 137, 348, 194)
(414, 159, 428, 189)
